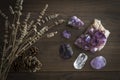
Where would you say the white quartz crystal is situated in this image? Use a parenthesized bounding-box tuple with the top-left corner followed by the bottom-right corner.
(73, 53, 88, 69)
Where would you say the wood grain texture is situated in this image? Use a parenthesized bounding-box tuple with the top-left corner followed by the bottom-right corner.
(7, 72, 120, 80)
(0, 0, 120, 80)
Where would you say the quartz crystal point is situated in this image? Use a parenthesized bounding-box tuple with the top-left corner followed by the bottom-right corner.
(75, 19, 110, 53)
(90, 56, 106, 70)
(68, 16, 84, 29)
(62, 30, 71, 39)
(59, 43, 73, 59)
(73, 53, 88, 69)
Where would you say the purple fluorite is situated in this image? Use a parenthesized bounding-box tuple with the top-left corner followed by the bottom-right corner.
(75, 19, 110, 53)
(62, 30, 71, 39)
(68, 16, 84, 29)
(59, 43, 73, 59)
(90, 56, 106, 69)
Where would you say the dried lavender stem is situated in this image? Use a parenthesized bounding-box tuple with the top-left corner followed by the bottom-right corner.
(0, 15, 9, 66)
(12, 14, 21, 48)
(9, 6, 14, 14)
(23, 14, 59, 42)
(10, 14, 17, 46)
(12, 0, 23, 48)
(27, 20, 34, 31)
(17, 19, 64, 56)
(19, 13, 60, 47)
(0, 10, 8, 19)
(28, 4, 48, 29)
(19, 12, 31, 39)
(5, 45, 12, 52)
(0, 19, 9, 73)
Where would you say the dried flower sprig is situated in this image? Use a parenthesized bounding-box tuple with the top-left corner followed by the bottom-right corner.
(47, 31, 58, 38)
(0, 0, 65, 80)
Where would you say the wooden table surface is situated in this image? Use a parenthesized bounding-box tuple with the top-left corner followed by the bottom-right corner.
(0, 0, 120, 80)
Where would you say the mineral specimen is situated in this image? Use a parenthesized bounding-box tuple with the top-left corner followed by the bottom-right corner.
(90, 56, 106, 70)
(59, 43, 73, 59)
(68, 16, 84, 29)
(73, 53, 88, 69)
(75, 19, 110, 53)
(62, 30, 71, 39)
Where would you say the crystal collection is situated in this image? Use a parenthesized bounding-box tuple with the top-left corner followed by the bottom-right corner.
(59, 18, 110, 70)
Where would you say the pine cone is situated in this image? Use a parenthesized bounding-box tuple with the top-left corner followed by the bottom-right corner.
(24, 56, 42, 72)
(29, 46, 39, 55)
(11, 46, 42, 72)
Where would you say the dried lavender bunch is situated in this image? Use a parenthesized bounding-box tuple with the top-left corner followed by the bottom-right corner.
(0, 0, 65, 80)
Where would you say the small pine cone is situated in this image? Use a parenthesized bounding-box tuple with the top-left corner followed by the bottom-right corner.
(29, 46, 39, 55)
(11, 46, 41, 72)
(24, 56, 42, 72)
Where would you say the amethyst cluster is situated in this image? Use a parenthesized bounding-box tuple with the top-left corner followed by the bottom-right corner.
(75, 19, 110, 53)
(68, 16, 84, 29)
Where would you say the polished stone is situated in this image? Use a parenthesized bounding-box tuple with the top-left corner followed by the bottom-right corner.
(59, 43, 73, 59)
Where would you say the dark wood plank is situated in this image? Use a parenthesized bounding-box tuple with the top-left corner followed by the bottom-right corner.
(7, 72, 120, 80)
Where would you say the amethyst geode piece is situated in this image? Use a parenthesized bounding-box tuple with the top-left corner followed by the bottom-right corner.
(62, 30, 71, 39)
(90, 56, 106, 69)
(68, 16, 84, 29)
(75, 19, 110, 53)
(59, 43, 73, 59)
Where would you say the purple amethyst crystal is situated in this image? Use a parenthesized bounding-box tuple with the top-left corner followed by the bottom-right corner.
(62, 30, 71, 39)
(68, 16, 84, 29)
(75, 19, 110, 53)
(59, 43, 73, 59)
(90, 56, 106, 69)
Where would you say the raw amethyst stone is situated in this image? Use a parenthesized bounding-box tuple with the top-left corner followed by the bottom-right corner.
(75, 30, 107, 53)
(59, 43, 73, 59)
(68, 16, 84, 29)
(75, 19, 110, 53)
(62, 30, 71, 39)
(90, 56, 106, 69)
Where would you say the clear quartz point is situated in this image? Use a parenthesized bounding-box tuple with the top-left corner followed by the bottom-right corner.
(73, 53, 88, 69)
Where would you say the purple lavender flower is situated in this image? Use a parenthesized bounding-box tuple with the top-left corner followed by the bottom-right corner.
(68, 16, 84, 29)
(62, 30, 71, 39)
